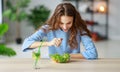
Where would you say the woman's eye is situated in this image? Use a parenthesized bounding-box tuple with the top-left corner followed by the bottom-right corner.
(67, 23, 71, 25)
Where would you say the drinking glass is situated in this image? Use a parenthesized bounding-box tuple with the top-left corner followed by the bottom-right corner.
(32, 50, 40, 69)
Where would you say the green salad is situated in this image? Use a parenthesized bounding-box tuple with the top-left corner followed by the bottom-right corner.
(50, 53, 70, 63)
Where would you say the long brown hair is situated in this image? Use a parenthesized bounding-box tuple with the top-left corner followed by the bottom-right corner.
(46, 3, 91, 49)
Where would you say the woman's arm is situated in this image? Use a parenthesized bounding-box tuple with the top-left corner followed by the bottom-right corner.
(29, 41, 50, 48)
(29, 38, 63, 48)
(70, 54, 85, 59)
(81, 35, 98, 59)
(22, 25, 48, 51)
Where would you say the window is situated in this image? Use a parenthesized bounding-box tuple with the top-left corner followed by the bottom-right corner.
(0, 0, 2, 24)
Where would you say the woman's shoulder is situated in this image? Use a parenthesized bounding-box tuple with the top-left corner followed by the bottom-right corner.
(37, 24, 50, 33)
(41, 24, 49, 29)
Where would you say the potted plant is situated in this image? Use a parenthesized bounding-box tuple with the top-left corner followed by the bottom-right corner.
(27, 5, 50, 30)
(0, 23, 16, 57)
(3, 0, 30, 44)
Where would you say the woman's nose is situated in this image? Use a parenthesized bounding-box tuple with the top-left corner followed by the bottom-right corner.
(63, 24, 67, 29)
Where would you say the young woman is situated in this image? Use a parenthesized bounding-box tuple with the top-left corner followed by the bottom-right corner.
(22, 3, 98, 59)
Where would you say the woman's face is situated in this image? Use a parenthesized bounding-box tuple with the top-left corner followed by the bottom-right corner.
(59, 16, 73, 32)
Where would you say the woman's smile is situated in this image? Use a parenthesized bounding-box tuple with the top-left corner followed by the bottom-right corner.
(59, 16, 73, 32)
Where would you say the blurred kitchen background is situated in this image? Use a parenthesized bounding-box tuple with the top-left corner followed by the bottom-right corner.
(0, 0, 120, 58)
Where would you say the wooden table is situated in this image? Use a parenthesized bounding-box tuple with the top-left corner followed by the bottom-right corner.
(0, 58, 120, 72)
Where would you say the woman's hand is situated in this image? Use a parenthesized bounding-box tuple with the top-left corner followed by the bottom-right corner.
(49, 38, 63, 47)
(70, 54, 85, 59)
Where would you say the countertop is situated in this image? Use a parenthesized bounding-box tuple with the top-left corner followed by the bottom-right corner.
(0, 58, 120, 72)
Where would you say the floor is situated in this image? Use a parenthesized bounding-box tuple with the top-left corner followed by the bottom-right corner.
(1, 40, 120, 58)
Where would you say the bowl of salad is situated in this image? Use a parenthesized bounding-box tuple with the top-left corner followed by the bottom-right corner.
(50, 53, 70, 63)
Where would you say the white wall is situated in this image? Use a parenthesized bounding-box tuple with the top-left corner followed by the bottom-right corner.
(21, 0, 62, 40)
(5, 0, 62, 42)
(22, 0, 120, 40)
(5, 0, 120, 42)
(109, 0, 120, 40)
